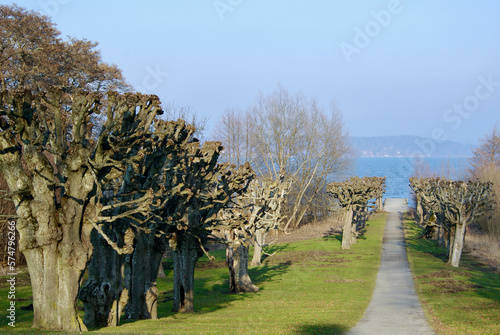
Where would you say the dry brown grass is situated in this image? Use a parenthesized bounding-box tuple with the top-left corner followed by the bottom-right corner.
(274, 213, 344, 244)
(203, 215, 344, 252)
(465, 230, 500, 271)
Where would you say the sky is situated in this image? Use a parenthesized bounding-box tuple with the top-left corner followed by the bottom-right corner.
(5, 0, 500, 145)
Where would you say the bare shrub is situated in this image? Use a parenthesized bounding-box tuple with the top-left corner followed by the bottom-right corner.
(475, 166, 500, 238)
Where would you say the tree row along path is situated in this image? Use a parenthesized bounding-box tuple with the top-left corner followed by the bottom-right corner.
(348, 198, 435, 335)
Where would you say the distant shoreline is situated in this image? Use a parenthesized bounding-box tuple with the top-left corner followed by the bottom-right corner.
(351, 135, 474, 158)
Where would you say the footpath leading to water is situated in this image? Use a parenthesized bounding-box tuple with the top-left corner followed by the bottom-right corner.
(348, 198, 435, 335)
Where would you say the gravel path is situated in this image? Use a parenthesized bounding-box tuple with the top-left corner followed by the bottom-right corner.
(348, 198, 435, 335)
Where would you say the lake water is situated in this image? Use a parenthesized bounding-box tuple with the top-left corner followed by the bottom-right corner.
(354, 157, 470, 200)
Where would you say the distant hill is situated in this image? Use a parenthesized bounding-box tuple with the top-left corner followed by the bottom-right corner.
(350, 135, 473, 157)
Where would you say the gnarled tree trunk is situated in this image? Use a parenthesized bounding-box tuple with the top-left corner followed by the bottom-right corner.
(81, 227, 166, 326)
(80, 228, 124, 328)
(171, 232, 202, 312)
(79, 224, 136, 328)
(24, 240, 88, 331)
(250, 229, 265, 267)
(227, 243, 259, 293)
(124, 230, 166, 320)
(1, 152, 93, 332)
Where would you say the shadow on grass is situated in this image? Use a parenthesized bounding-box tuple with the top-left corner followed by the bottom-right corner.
(404, 217, 448, 262)
(323, 233, 342, 244)
(293, 323, 349, 334)
(454, 251, 500, 304)
(405, 215, 500, 305)
(250, 262, 290, 287)
(321, 226, 368, 245)
(155, 255, 291, 319)
(262, 243, 291, 257)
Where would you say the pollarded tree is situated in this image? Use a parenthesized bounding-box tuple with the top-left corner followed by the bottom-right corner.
(81, 121, 254, 322)
(250, 177, 291, 267)
(370, 176, 386, 211)
(218, 176, 290, 292)
(410, 177, 451, 249)
(0, 89, 162, 331)
(327, 177, 379, 249)
(0, 4, 130, 269)
(410, 177, 439, 232)
(162, 144, 254, 312)
(435, 179, 493, 267)
(79, 119, 197, 327)
(409, 177, 493, 267)
(411, 180, 430, 226)
(352, 177, 386, 231)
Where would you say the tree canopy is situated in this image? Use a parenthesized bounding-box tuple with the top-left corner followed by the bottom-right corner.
(215, 84, 352, 229)
(0, 4, 129, 93)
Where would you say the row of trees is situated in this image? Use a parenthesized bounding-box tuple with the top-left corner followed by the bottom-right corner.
(410, 177, 492, 267)
(410, 126, 499, 268)
(0, 5, 354, 332)
(327, 176, 386, 249)
(0, 86, 352, 331)
(0, 87, 294, 331)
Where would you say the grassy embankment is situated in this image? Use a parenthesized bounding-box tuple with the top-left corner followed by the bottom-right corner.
(0, 213, 387, 334)
(404, 215, 500, 335)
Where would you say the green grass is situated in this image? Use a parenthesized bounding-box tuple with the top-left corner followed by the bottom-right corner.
(0, 213, 387, 334)
(404, 215, 500, 335)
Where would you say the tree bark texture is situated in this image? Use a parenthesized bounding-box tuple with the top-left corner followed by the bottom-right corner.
(124, 230, 166, 320)
(250, 229, 265, 267)
(0, 150, 93, 332)
(172, 232, 202, 312)
(446, 226, 455, 263)
(227, 243, 259, 293)
(81, 227, 166, 326)
(416, 199, 424, 225)
(80, 228, 126, 328)
(341, 207, 354, 250)
(24, 241, 88, 331)
(448, 223, 466, 267)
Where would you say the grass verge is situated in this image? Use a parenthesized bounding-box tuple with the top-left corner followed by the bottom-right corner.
(0, 213, 387, 334)
(404, 215, 500, 335)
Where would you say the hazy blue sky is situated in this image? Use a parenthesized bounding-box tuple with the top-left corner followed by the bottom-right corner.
(6, 0, 500, 145)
